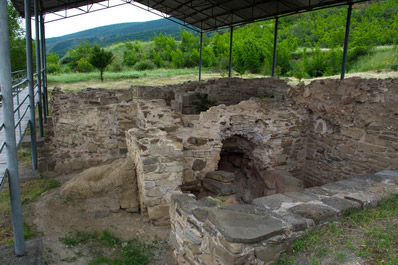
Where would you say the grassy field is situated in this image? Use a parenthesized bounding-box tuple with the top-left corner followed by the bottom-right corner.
(277, 194, 398, 265)
(350, 46, 398, 73)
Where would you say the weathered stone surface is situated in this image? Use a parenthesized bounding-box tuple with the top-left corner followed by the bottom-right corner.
(283, 191, 320, 203)
(253, 194, 296, 210)
(148, 204, 170, 226)
(213, 245, 253, 265)
(206, 171, 235, 183)
(288, 203, 337, 224)
(202, 178, 237, 196)
(222, 204, 271, 216)
(321, 197, 361, 214)
(344, 192, 381, 209)
(192, 159, 207, 171)
(255, 242, 289, 263)
(208, 209, 285, 243)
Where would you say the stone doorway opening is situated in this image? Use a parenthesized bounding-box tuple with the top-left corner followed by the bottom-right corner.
(201, 135, 305, 203)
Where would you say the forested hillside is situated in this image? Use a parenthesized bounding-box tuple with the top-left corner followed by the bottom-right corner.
(46, 19, 182, 57)
(9, 0, 398, 78)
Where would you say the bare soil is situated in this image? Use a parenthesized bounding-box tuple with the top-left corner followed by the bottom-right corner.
(24, 172, 174, 265)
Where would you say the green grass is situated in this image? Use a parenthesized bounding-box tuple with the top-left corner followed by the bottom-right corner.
(59, 230, 159, 265)
(350, 47, 398, 73)
(0, 178, 61, 245)
(47, 68, 203, 83)
(277, 194, 398, 265)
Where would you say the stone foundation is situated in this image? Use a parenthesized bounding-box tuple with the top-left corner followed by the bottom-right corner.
(45, 77, 398, 263)
(170, 170, 398, 264)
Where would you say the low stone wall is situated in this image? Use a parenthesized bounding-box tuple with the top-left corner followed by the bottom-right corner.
(169, 170, 398, 264)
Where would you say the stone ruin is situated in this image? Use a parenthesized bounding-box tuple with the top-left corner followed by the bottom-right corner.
(40, 77, 398, 264)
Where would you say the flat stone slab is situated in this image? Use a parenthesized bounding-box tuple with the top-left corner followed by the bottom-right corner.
(283, 191, 320, 202)
(288, 203, 337, 224)
(206, 171, 235, 183)
(344, 191, 381, 209)
(222, 204, 271, 216)
(321, 196, 361, 214)
(208, 209, 285, 243)
(306, 186, 338, 197)
(253, 193, 296, 210)
(202, 178, 237, 195)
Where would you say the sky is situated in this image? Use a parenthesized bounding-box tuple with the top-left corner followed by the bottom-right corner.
(34, 1, 161, 38)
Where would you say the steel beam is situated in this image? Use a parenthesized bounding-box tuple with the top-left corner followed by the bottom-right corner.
(34, 0, 44, 137)
(0, 0, 26, 255)
(25, 0, 38, 170)
(40, 14, 48, 122)
(341, 3, 353, 80)
(199, 32, 203, 81)
(228, 26, 233, 77)
(272, 17, 279, 77)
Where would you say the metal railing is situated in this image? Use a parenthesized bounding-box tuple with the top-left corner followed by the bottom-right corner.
(0, 70, 40, 189)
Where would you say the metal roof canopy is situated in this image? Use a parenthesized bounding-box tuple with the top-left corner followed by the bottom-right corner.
(12, 0, 368, 32)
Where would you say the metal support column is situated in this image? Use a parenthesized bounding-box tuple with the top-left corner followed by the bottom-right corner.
(40, 14, 48, 121)
(199, 32, 203, 81)
(341, 3, 353, 80)
(34, 0, 44, 137)
(228, 26, 233, 78)
(272, 18, 279, 77)
(25, 0, 38, 170)
(0, 0, 26, 255)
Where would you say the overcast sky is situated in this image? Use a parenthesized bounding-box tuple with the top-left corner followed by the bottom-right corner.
(34, 2, 160, 38)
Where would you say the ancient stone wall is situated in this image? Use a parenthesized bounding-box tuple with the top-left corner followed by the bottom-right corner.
(170, 77, 289, 114)
(289, 78, 398, 186)
(42, 78, 288, 174)
(41, 88, 138, 173)
(126, 99, 185, 225)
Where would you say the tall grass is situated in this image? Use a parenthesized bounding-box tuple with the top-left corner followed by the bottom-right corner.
(47, 68, 203, 83)
(349, 46, 398, 72)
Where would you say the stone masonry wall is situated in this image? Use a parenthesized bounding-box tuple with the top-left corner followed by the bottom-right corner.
(42, 88, 138, 174)
(126, 99, 185, 225)
(43, 78, 289, 173)
(290, 78, 398, 186)
(170, 170, 398, 265)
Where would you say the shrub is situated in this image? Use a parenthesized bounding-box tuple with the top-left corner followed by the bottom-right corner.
(134, 60, 155, 71)
(76, 58, 93, 73)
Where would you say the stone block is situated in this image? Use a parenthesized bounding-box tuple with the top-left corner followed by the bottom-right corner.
(283, 191, 320, 203)
(253, 194, 296, 211)
(213, 245, 253, 265)
(321, 196, 361, 214)
(255, 241, 289, 264)
(208, 209, 285, 243)
(206, 171, 235, 183)
(148, 204, 169, 221)
(192, 159, 207, 171)
(202, 178, 237, 196)
(288, 203, 337, 224)
(344, 192, 381, 209)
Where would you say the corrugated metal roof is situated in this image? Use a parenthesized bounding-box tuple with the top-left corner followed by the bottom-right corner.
(12, 0, 368, 31)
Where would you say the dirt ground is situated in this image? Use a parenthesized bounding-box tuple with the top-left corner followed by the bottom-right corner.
(24, 172, 174, 265)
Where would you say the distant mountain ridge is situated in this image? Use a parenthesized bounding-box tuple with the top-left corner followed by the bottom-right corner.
(46, 19, 183, 57)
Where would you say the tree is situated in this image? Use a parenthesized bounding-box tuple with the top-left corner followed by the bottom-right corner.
(88, 44, 113, 81)
(8, 1, 26, 71)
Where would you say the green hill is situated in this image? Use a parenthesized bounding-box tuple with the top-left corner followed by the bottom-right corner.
(46, 19, 183, 57)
